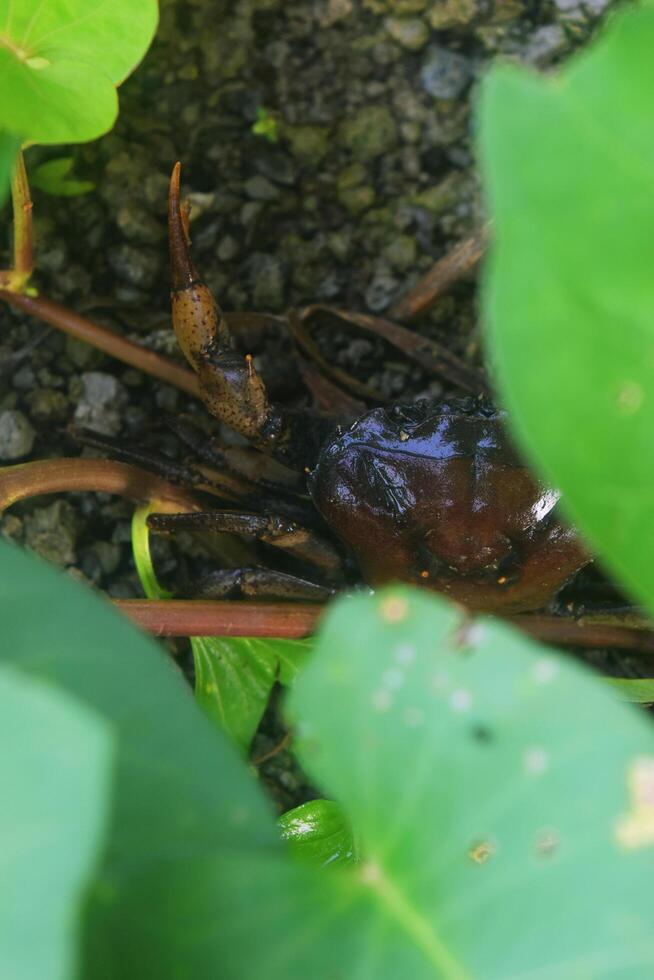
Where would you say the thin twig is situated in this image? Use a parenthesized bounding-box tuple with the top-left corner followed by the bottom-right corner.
(388, 226, 489, 323)
(0, 289, 201, 398)
(252, 732, 292, 766)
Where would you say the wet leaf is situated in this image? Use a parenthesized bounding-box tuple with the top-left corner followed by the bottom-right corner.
(0, 0, 158, 145)
(478, 2, 654, 613)
(279, 799, 357, 868)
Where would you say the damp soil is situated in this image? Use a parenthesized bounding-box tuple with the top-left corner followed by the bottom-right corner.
(0, 0, 624, 808)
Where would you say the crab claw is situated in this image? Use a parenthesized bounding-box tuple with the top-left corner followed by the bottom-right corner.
(168, 161, 231, 368)
(168, 162, 270, 442)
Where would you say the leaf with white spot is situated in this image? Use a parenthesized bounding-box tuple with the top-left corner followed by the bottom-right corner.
(286, 587, 654, 977)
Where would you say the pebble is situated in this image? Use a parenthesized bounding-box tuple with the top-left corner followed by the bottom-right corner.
(420, 45, 473, 100)
(73, 372, 128, 437)
(385, 16, 430, 50)
(0, 410, 35, 460)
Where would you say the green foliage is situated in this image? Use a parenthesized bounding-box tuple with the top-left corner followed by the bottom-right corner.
(279, 799, 357, 868)
(30, 156, 95, 197)
(193, 635, 310, 750)
(478, 1, 654, 616)
(0, 131, 19, 206)
(130, 504, 310, 750)
(252, 106, 280, 143)
(0, 666, 111, 980)
(0, 0, 158, 199)
(4, 535, 654, 976)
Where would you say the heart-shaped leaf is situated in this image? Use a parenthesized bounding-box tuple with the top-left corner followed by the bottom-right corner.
(0, 0, 158, 145)
(478, 2, 654, 613)
(287, 587, 654, 977)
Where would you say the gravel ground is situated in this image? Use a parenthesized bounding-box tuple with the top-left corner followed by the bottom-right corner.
(0, 0, 616, 805)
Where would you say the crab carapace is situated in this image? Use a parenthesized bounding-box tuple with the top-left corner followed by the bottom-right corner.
(150, 163, 589, 613)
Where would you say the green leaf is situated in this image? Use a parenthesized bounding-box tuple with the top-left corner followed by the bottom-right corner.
(478, 3, 654, 613)
(606, 678, 654, 703)
(0, 130, 19, 205)
(0, 0, 158, 145)
(30, 156, 94, 196)
(130, 504, 310, 750)
(288, 587, 654, 977)
(0, 538, 288, 977)
(279, 799, 357, 868)
(0, 665, 112, 980)
(193, 635, 311, 750)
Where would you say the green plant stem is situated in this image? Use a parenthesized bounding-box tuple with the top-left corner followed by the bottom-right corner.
(0, 458, 201, 513)
(10, 150, 33, 291)
(0, 289, 201, 397)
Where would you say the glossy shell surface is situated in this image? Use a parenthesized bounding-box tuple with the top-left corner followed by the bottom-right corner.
(309, 402, 588, 612)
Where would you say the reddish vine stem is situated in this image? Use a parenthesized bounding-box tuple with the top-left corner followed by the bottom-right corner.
(0, 289, 201, 398)
(0, 458, 202, 514)
(114, 599, 322, 638)
(112, 598, 654, 653)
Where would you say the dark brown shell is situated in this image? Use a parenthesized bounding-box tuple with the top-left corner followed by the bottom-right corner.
(308, 401, 589, 613)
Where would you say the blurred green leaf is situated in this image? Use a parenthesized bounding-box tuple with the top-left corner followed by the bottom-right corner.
(4, 538, 654, 976)
(193, 635, 311, 750)
(0, 666, 112, 980)
(279, 799, 357, 868)
(0, 130, 19, 206)
(0, 0, 158, 146)
(288, 587, 654, 977)
(606, 678, 654, 703)
(478, 2, 654, 614)
(30, 156, 94, 196)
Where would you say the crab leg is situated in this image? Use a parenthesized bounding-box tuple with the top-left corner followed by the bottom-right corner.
(148, 509, 344, 580)
(168, 163, 335, 470)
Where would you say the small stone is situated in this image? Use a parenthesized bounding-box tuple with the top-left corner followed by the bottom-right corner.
(338, 184, 375, 214)
(428, 0, 477, 29)
(115, 205, 164, 245)
(284, 125, 330, 164)
(249, 254, 286, 310)
(420, 45, 473, 99)
(73, 372, 128, 437)
(107, 243, 160, 289)
(337, 106, 398, 161)
(244, 175, 280, 201)
(24, 500, 79, 567)
(383, 235, 418, 270)
(365, 266, 400, 312)
(0, 410, 35, 460)
(66, 335, 105, 369)
(521, 25, 567, 66)
(385, 16, 430, 50)
(217, 235, 240, 261)
(25, 388, 69, 423)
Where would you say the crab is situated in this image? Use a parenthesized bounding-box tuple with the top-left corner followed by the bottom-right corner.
(142, 164, 590, 615)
